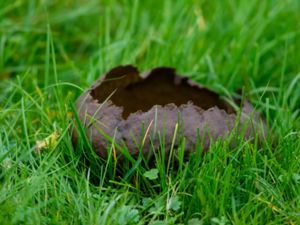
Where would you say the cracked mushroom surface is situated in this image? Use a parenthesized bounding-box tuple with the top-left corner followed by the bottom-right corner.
(72, 65, 266, 160)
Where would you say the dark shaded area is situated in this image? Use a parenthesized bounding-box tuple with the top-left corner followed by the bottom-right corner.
(91, 67, 233, 119)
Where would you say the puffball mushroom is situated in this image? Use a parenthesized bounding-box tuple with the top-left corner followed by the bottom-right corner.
(72, 65, 266, 161)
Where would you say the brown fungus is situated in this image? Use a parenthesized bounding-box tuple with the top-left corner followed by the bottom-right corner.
(72, 65, 266, 160)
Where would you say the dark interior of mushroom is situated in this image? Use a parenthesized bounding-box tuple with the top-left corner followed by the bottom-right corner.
(91, 67, 234, 118)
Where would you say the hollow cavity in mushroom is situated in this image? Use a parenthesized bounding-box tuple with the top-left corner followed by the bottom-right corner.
(90, 67, 234, 119)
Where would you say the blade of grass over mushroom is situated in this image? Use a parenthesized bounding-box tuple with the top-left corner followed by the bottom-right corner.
(102, 130, 117, 181)
(141, 119, 153, 148)
(70, 103, 94, 153)
(86, 89, 117, 128)
(166, 123, 179, 175)
(92, 122, 136, 164)
(123, 130, 148, 181)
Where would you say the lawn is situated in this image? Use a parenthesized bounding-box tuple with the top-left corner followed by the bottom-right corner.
(0, 0, 300, 224)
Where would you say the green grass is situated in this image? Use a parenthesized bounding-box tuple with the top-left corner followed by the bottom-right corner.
(0, 0, 300, 224)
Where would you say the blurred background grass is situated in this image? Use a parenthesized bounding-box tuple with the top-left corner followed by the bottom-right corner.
(1, 0, 300, 88)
